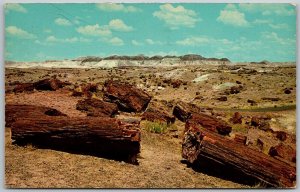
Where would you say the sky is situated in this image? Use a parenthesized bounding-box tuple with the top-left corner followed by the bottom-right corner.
(4, 3, 296, 62)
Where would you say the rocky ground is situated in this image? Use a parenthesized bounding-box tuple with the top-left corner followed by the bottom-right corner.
(5, 63, 296, 188)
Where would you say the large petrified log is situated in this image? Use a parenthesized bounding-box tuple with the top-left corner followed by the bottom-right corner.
(186, 113, 232, 135)
(12, 78, 68, 93)
(173, 101, 211, 122)
(11, 116, 141, 164)
(5, 104, 67, 127)
(182, 125, 296, 188)
(76, 98, 118, 117)
(103, 80, 151, 112)
(34, 78, 65, 91)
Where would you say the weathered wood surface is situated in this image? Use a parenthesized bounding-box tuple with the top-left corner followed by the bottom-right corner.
(11, 116, 140, 164)
(186, 113, 232, 135)
(182, 125, 296, 188)
(76, 98, 118, 117)
(5, 104, 67, 127)
(103, 80, 151, 112)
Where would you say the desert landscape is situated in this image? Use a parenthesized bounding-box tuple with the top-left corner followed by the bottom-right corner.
(4, 2, 296, 189)
(5, 55, 296, 188)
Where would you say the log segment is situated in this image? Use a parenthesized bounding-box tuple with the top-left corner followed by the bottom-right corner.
(182, 125, 296, 188)
(11, 116, 141, 164)
(103, 80, 151, 112)
(5, 104, 67, 127)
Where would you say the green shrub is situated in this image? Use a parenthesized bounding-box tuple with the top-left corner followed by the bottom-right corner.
(143, 121, 169, 134)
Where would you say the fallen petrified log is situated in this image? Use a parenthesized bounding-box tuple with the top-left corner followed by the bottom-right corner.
(103, 80, 151, 112)
(12, 78, 68, 93)
(141, 101, 175, 124)
(5, 104, 67, 127)
(182, 125, 296, 188)
(186, 113, 232, 135)
(76, 98, 118, 117)
(11, 116, 141, 164)
(173, 101, 206, 122)
(34, 78, 65, 91)
(13, 83, 35, 93)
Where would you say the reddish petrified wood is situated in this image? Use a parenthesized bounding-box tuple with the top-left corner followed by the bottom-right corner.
(141, 101, 175, 124)
(13, 83, 35, 93)
(5, 104, 67, 127)
(76, 98, 118, 117)
(182, 125, 296, 188)
(103, 80, 151, 112)
(230, 112, 243, 124)
(269, 143, 296, 163)
(34, 78, 65, 91)
(172, 101, 204, 122)
(11, 116, 141, 164)
(186, 113, 232, 135)
(234, 134, 247, 144)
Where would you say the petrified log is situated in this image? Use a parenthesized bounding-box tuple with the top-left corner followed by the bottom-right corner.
(103, 80, 151, 112)
(230, 112, 243, 124)
(34, 78, 65, 91)
(5, 104, 67, 127)
(11, 116, 141, 164)
(269, 143, 296, 163)
(13, 83, 35, 93)
(186, 113, 232, 135)
(76, 98, 118, 117)
(182, 125, 296, 188)
(141, 101, 175, 124)
(173, 101, 204, 122)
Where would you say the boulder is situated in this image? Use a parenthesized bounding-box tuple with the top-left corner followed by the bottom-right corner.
(103, 80, 151, 112)
(76, 98, 118, 117)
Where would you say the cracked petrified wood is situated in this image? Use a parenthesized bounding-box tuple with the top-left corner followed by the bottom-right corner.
(5, 104, 67, 127)
(182, 125, 296, 188)
(103, 80, 151, 112)
(11, 116, 141, 164)
(76, 98, 118, 117)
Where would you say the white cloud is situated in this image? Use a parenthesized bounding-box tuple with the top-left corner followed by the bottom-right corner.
(45, 36, 90, 43)
(217, 4, 249, 27)
(145, 38, 164, 45)
(153, 4, 200, 29)
(54, 18, 72, 26)
(269, 23, 289, 29)
(261, 32, 294, 45)
(176, 36, 210, 46)
(96, 3, 141, 13)
(239, 4, 295, 16)
(252, 19, 272, 24)
(108, 19, 133, 32)
(77, 24, 111, 36)
(109, 37, 124, 46)
(5, 26, 36, 39)
(132, 40, 143, 46)
(5, 4, 27, 13)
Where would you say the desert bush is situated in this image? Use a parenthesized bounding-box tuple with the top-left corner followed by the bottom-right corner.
(143, 121, 168, 134)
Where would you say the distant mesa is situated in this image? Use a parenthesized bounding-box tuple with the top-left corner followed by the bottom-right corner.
(75, 54, 231, 63)
(250, 60, 270, 65)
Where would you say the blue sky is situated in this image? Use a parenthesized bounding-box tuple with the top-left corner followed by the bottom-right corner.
(5, 3, 296, 62)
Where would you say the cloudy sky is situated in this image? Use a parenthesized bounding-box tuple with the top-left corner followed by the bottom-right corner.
(5, 3, 296, 62)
